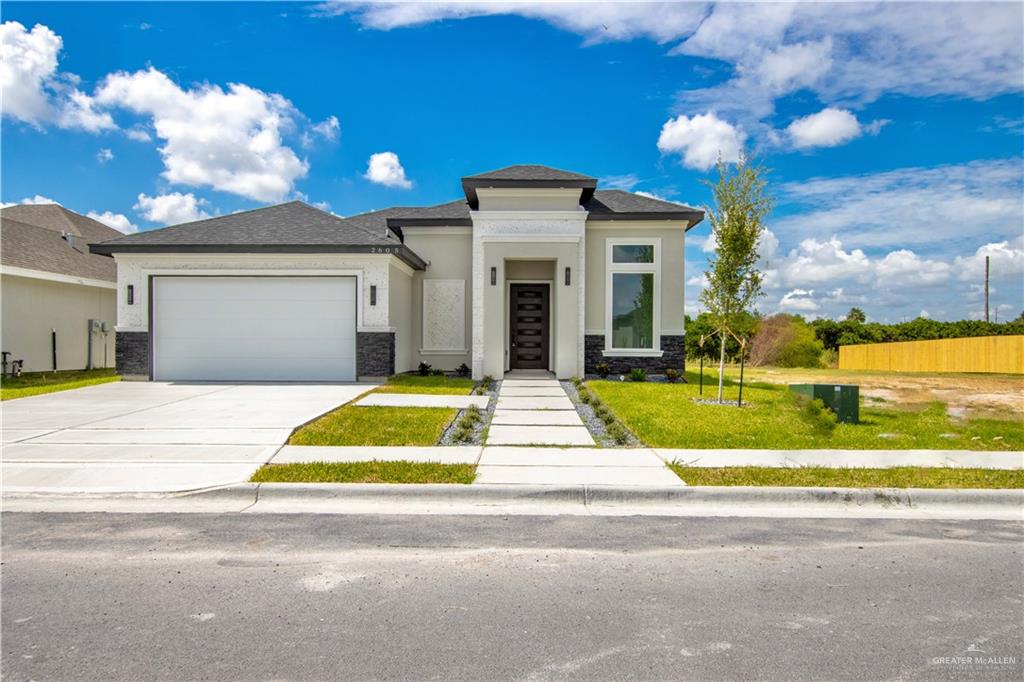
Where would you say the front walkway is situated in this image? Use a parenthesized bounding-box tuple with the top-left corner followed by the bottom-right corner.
(486, 374, 595, 446)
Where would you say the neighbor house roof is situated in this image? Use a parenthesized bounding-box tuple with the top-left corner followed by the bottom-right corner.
(461, 164, 598, 208)
(1, 204, 123, 283)
(89, 201, 428, 269)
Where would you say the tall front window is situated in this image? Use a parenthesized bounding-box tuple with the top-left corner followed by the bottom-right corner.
(607, 239, 660, 351)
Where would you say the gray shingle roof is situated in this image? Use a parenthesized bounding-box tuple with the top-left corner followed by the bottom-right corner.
(1, 206, 121, 282)
(462, 165, 596, 182)
(585, 190, 704, 227)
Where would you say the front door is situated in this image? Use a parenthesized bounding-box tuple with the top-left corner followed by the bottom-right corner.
(509, 283, 550, 370)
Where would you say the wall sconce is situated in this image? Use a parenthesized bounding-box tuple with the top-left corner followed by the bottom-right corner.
(126, 284, 134, 305)
(490, 266, 497, 286)
(370, 285, 377, 306)
(564, 267, 571, 286)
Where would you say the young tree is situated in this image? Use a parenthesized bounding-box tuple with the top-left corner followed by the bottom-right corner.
(845, 307, 867, 323)
(700, 156, 773, 402)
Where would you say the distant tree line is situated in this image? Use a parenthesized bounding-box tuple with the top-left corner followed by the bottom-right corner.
(685, 308, 1024, 367)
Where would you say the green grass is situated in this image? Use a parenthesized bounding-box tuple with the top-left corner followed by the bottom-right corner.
(669, 465, 1024, 489)
(0, 368, 120, 400)
(289, 404, 457, 446)
(588, 372, 1023, 451)
(251, 461, 477, 484)
(374, 373, 475, 395)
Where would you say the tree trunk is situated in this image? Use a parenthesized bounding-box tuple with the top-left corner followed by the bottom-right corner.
(717, 332, 726, 403)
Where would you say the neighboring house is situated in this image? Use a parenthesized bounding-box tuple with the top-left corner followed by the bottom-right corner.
(1, 204, 122, 372)
(91, 165, 704, 381)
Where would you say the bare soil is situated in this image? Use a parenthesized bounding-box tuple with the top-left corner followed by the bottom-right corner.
(734, 367, 1024, 417)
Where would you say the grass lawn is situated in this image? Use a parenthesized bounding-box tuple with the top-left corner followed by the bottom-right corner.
(252, 461, 476, 484)
(588, 372, 1023, 451)
(1, 368, 120, 400)
(289, 404, 457, 446)
(374, 373, 475, 395)
(669, 465, 1024, 489)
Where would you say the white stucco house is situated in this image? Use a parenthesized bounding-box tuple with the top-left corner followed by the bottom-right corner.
(1, 204, 121, 373)
(91, 165, 704, 381)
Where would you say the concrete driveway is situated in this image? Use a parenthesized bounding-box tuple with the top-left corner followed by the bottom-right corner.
(1, 382, 373, 494)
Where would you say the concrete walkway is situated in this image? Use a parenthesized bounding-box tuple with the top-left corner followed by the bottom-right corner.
(474, 447, 682, 486)
(486, 375, 595, 446)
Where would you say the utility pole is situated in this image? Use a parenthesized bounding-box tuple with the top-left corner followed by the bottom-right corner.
(984, 255, 990, 322)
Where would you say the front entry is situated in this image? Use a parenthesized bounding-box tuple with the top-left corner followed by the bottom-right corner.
(509, 283, 550, 370)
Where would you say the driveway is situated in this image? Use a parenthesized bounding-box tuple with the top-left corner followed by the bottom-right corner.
(1, 382, 373, 494)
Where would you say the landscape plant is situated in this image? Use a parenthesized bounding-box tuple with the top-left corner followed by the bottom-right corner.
(664, 368, 681, 383)
(699, 156, 772, 402)
(628, 368, 648, 382)
(595, 362, 611, 378)
(417, 362, 432, 376)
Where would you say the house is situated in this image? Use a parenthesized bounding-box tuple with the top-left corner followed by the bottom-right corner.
(1, 204, 122, 373)
(90, 165, 704, 381)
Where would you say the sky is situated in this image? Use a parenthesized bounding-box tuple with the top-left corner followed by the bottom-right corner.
(2, 1, 1022, 323)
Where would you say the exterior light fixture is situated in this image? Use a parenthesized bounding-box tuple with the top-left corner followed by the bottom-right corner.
(564, 267, 571, 286)
(370, 285, 377, 306)
(126, 284, 134, 305)
(490, 267, 497, 286)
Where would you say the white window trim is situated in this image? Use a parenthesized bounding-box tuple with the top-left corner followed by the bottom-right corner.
(604, 237, 661, 354)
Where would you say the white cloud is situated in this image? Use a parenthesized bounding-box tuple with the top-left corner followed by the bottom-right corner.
(87, 210, 137, 234)
(18, 194, 59, 205)
(788, 107, 864, 149)
(96, 68, 309, 202)
(134, 192, 211, 225)
(364, 151, 412, 188)
(96, 148, 114, 163)
(657, 112, 745, 170)
(779, 289, 820, 312)
(875, 249, 951, 288)
(601, 173, 640, 191)
(312, 115, 339, 141)
(319, 1, 708, 45)
(954, 235, 1024, 282)
(0, 21, 114, 131)
(125, 127, 151, 142)
(772, 159, 1024, 251)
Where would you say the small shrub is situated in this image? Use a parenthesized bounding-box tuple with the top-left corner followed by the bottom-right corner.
(578, 388, 592, 404)
(820, 348, 838, 368)
(453, 426, 473, 442)
(417, 362, 432, 376)
(481, 375, 494, 392)
(430, 368, 446, 377)
(798, 396, 838, 434)
(628, 368, 648, 382)
(664, 368, 680, 383)
(571, 376, 583, 388)
(595, 362, 611, 378)
(605, 422, 630, 445)
(455, 363, 471, 377)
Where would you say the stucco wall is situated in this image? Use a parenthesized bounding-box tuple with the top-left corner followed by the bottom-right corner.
(1, 273, 116, 372)
(584, 222, 686, 339)
(403, 229, 473, 371)
(388, 263, 413, 373)
(112, 252, 396, 333)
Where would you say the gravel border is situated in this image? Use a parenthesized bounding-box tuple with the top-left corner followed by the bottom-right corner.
(438, 378, 501, 446)
(561, 379, 643, 448)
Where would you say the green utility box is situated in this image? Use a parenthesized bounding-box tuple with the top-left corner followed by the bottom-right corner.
(790, 384, 860, 424)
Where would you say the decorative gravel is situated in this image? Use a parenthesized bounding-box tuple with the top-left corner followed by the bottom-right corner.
(561, 379, 643, 448)
(439, 379, 501, 446)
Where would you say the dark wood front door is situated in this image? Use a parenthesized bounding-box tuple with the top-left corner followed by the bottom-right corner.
(509, 283, 550, 370)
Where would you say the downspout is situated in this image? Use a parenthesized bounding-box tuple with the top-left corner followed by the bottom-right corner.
(52, 328, 57, 371)
(87, 319, 94, 370)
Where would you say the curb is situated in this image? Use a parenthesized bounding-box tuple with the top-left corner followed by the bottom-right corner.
(184, 483, 1024, 512)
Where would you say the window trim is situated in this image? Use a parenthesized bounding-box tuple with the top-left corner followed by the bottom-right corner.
(604, 237, 661, 353)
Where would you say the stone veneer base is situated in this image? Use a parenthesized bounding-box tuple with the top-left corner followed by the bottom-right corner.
(584, 334, 685, 375)
(115, 331, 150, 377)
(357, 331, 396, 378)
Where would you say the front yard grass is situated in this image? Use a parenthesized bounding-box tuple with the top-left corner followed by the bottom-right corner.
(588, 372, 1023, 451)
(252, 461, 476, 484)
(374, 373, 475, 395)
(289, 404, 457, 446)
(669, 465, 1024, 489)
(1, 368, 120, 400)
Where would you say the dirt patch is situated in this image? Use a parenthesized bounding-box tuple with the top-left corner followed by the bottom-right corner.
(741, 368, 1024, 416)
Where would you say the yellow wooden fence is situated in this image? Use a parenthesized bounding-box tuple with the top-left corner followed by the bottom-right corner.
(838, 335, 1024, 374)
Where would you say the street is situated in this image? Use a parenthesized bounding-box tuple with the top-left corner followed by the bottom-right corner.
(2, 512, 1022, 681)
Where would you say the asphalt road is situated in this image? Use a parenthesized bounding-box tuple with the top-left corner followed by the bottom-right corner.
(2, 513, 1022, 681)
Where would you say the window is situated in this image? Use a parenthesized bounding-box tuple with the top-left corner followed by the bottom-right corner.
(606, 239, 660, 351)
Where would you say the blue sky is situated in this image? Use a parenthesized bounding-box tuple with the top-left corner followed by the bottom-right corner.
(2, 1, 1022, 322)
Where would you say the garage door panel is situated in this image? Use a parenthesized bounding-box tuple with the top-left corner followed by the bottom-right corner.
(153, 276, 357, 381)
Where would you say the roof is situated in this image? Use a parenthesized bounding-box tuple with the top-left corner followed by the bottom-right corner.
(1, 204, 123, 283)
(585, 190, 704, 228)
(90, 201, 428, 269)
(461, 164, 598, 208)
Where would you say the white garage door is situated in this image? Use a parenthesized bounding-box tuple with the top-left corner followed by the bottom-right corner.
(153, 276, 357, 381)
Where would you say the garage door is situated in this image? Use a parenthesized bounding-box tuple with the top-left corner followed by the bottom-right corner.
(153, 276, 357, 381)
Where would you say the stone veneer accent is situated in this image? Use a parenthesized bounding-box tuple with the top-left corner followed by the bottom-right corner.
(584, 334, 685, 375)
(115, 331, 150, 377)
(357, 331, 395, 378)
